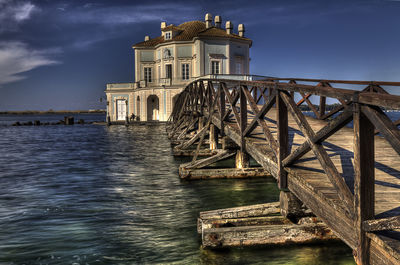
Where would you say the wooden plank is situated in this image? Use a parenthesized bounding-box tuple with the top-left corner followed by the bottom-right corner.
(287, 169, 357, 248)
(368, 233, 400, 265)
(222, 83, 240, 128)
(300, 92, 319, 118)
(354, 102, 375, 265)
(202, 222, 339, 248)
(242, 87, 278, 157)
(277, 90, 289, 190)
(362, 105, 400, 155)
(319, 95, 326, 119)
(360, 92, 400, 110)
(181, 149, 236, 170)
(180, 167, 270, 180)
(179, 123, 208, 149)
(363, 216, 400, 232)
(240, 86, 248, 151)
(280, 92, 354, 213)
(192, 122, 210, 161)
(283, 109, 353, 166)
(199, 215, 291, 233)
(200, 202, 281, 220)
(243, 90, 276, 137)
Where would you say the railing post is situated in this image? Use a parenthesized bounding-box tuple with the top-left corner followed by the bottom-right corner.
(207, 82, 212, 113)
(353, 98, 375, 265)
(319, 96, 326, 119)
(276, 84, 289, 190)
(240, 85, 248, 152)
(219, 83, 225, 137)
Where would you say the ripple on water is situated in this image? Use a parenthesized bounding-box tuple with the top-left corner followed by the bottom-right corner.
(0, 120, 355, 264)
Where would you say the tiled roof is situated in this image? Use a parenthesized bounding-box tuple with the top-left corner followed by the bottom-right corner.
(133, 20, 251, 48)
(161, 25, 181, 32)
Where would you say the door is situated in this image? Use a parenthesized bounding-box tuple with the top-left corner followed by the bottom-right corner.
(166, 64, 172, 79)
(116, 99, 126, 121)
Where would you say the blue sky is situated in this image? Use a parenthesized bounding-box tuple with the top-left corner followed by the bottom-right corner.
(0, 0, 400, 111)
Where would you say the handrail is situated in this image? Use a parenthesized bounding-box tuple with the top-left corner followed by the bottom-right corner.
(167, 76, 400, 264)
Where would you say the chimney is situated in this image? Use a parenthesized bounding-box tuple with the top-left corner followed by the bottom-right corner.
(205, 13, 213, 28)
(226, 21, 233, 34)
(161, 21, 166, 29)
(144, 35, 150, 41)
(238, 24, 245, 37)
(215, 15, 222, 28)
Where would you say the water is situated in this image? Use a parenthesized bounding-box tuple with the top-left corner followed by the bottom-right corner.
(0, 114, 355, 264)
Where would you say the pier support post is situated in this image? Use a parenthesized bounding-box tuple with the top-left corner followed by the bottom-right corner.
(277, 89, 289, 190)
(280, 191, 311, 221)
(353, 102, 375, 265)
(235, 150, 249, 169)
(209, 124, 219, 150)
(222, 136, 237, 150)
(198, 117, 205, 132)
(125, 100, 129, 126)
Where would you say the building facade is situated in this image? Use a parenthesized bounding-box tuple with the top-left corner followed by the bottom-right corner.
(105, 13, 252, 122)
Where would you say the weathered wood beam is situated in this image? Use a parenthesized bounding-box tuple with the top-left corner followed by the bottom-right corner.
(222, 83, 240, 128)
(192, 122, 210, 161)
(180, 167, 269, 180)
(243, 89, 276, 137)
(182, 149, 235, 170)
(202, 222, 339, 248)
(363, 216, 400, 232)
(300, 92, 319, 118)
(296, 93, 311, 106)
(219, 83, 225, 136)
(209, 124, 219, 150)
(359, 92, 400, 110)
(280, 191, 313, 219)
(277, 90, 289, 190)
(361, 105, 400, 155)
(280, 92, 354, 213)
(242, 87, 278, 158)
(240, 86, 248, 151)
(199, 215, 291, 234)
(287, 168, 357, 248)
(282, 109, 353, 166)
(353, 102, 375, 265)
(179, 122, 208, 149)
(199, 202, 280, 220)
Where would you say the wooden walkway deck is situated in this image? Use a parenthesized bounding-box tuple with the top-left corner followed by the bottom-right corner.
(167, 77, 400, 264)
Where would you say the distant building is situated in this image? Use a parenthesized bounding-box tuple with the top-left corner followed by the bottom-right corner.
(105, 13, 252, 122)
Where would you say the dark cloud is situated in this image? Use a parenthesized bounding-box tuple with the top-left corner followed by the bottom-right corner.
(0, 0, 399, 110)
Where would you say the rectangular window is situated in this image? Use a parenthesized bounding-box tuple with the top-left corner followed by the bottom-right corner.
(166, 64, 172, 79)
(236, 61, 242, 74)
(211, 61, 220, 75)
(165, 32, 171, 40)
(144, 67, 152, 83)
(158, 65, 161, 80)
(182, 63, 189, 80)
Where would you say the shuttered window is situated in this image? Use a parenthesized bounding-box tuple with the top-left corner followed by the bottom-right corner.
(182, 63, 189, 80)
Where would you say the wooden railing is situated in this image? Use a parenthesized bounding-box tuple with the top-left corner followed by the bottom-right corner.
(166, 77, 400, 264)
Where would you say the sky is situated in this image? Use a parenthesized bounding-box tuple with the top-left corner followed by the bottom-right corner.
(0, 0, 400, 111)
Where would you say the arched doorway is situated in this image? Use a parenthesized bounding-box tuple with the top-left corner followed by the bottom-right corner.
(147, 95, 159, 121)
(136, 96, 140, 120)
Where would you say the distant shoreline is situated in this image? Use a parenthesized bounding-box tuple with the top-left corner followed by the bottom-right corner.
(0, 110, 106, 115)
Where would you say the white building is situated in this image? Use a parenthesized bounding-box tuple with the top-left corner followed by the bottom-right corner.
(105, 13, 252, 122)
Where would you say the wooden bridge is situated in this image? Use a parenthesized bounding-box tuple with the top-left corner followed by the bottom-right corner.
(166, 77, 400, 264)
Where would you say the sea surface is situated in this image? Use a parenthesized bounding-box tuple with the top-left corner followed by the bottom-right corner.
(0, 114, 359, 264)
